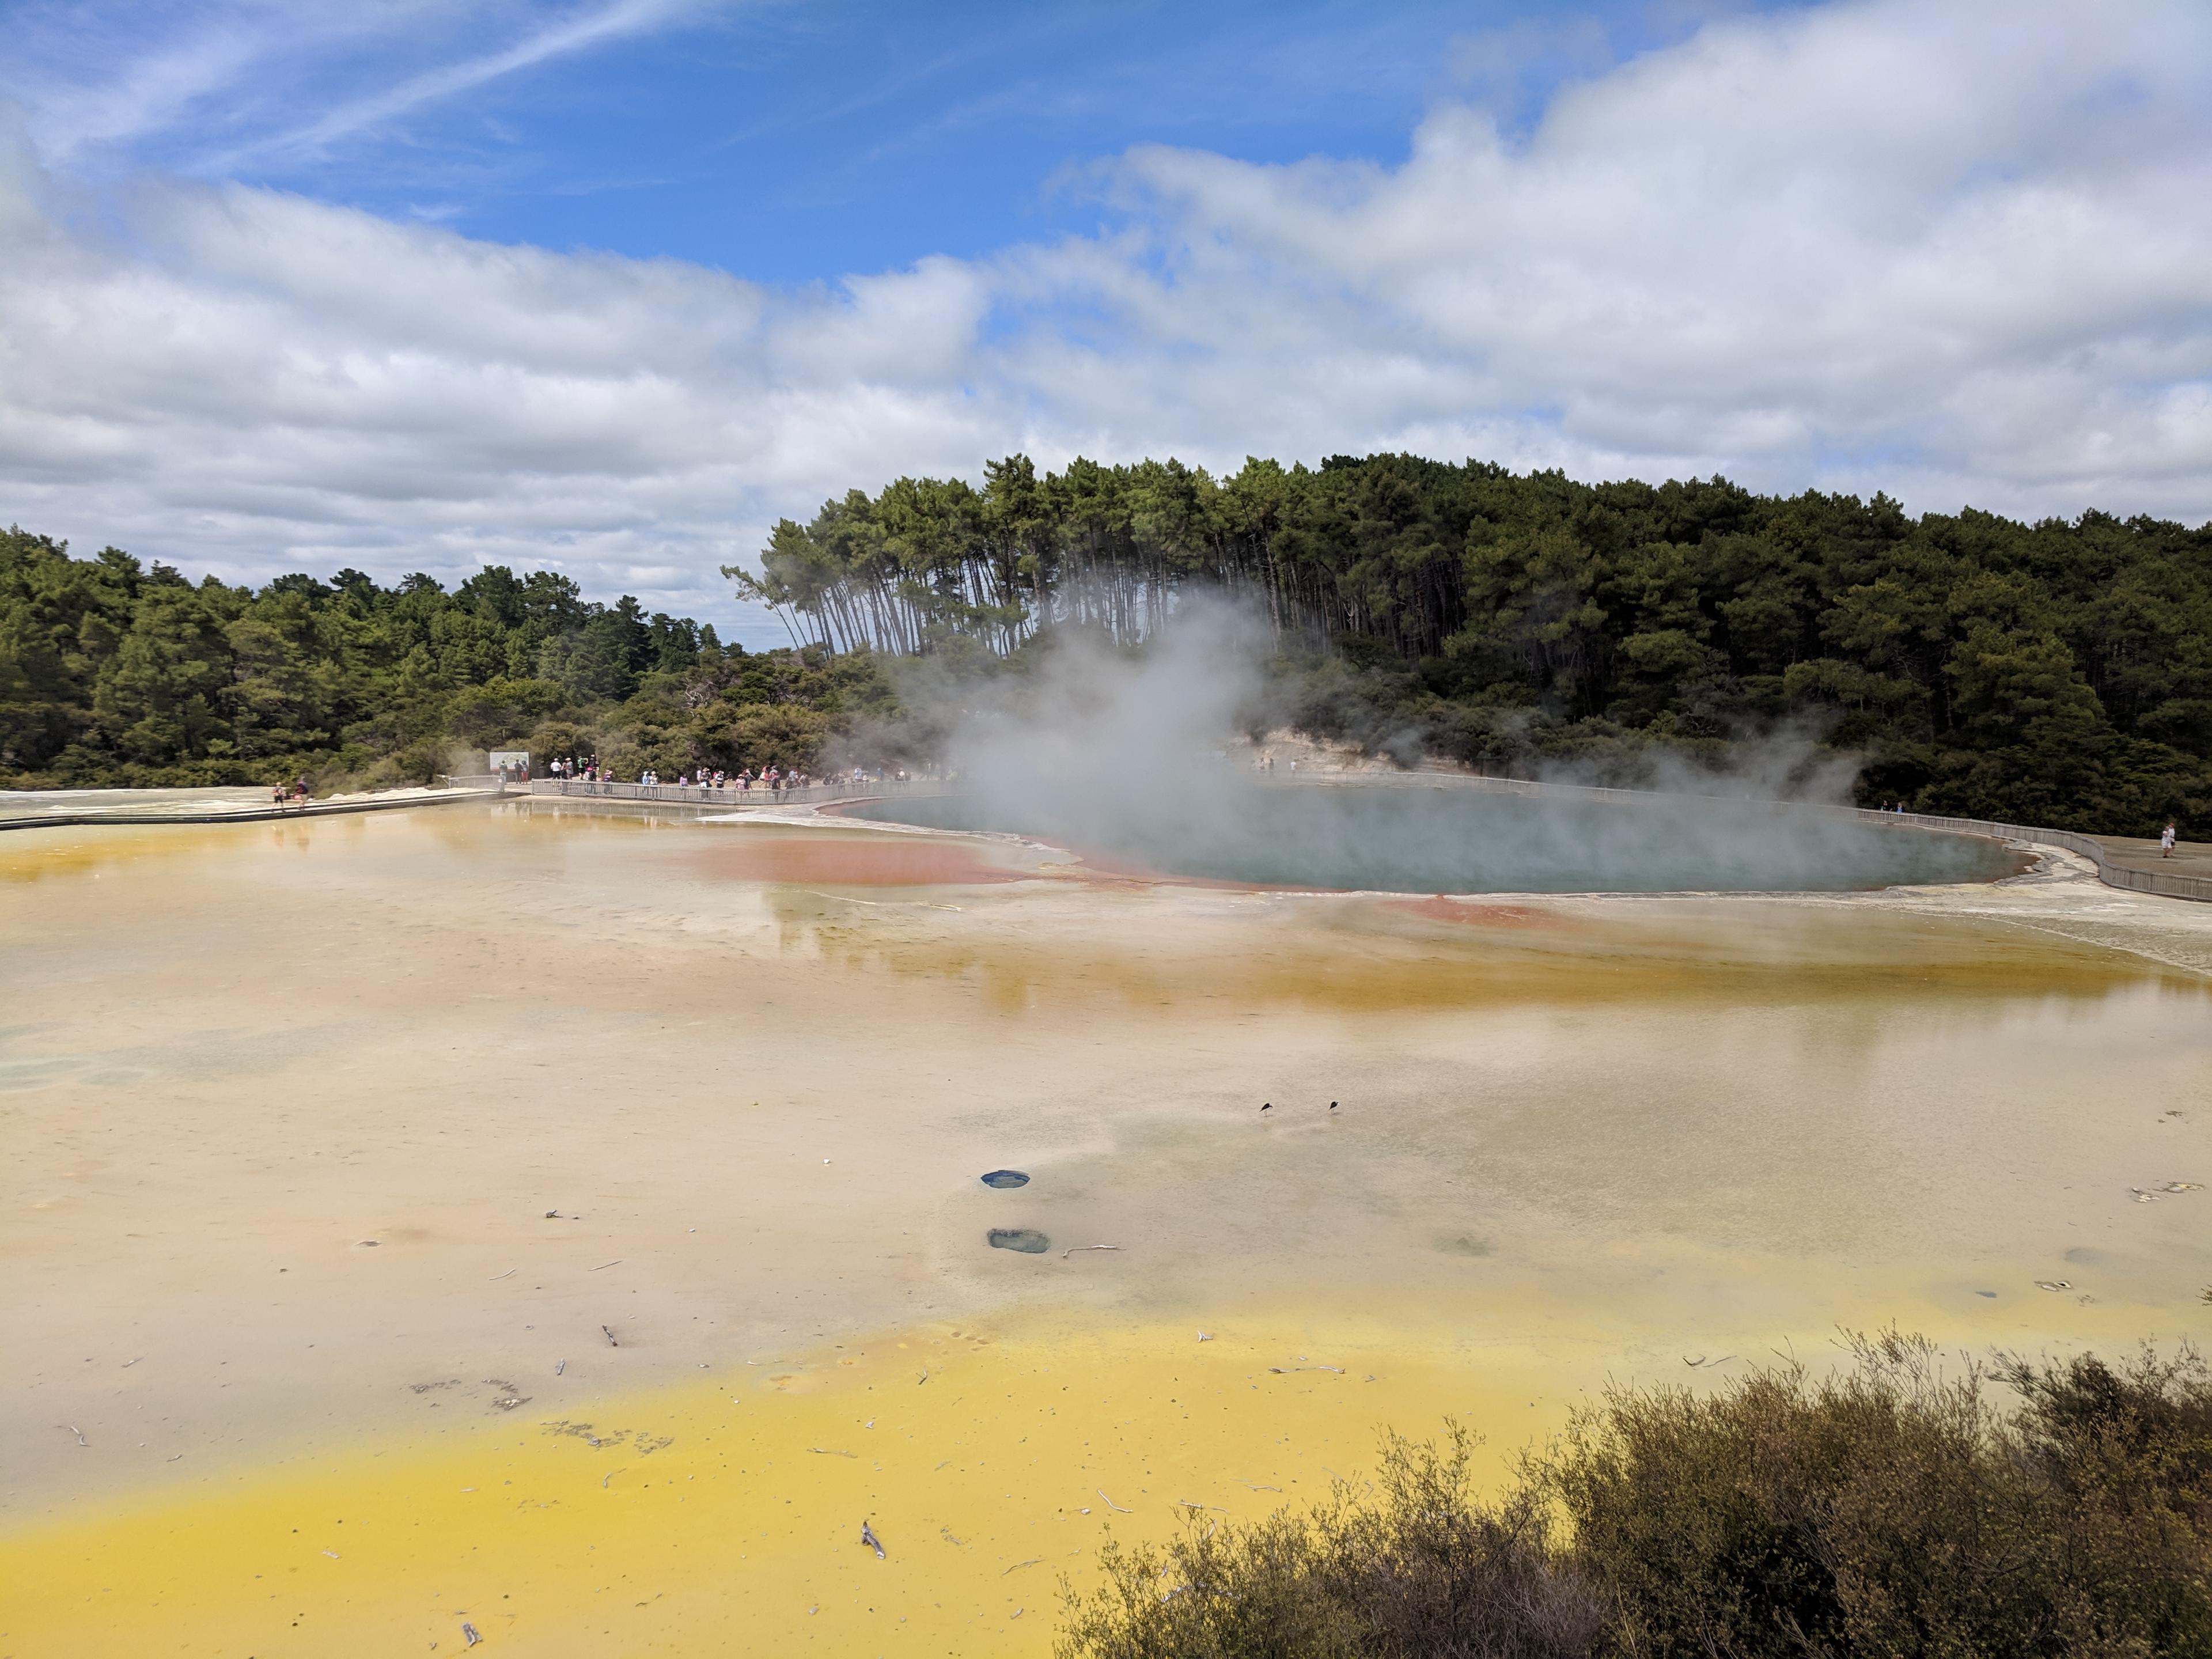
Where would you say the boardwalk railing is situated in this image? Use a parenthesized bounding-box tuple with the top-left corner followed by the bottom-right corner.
(522, 777, 929, 810)
(0, 785, 501, 833)
(1848, 809, 2207, 903)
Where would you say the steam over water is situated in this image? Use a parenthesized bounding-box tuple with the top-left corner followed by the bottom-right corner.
(845, 785, 2018, 893)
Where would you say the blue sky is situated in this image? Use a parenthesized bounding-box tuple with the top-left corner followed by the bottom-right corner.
(0, 1, 2205, 642)
(9, 1, 1765, 279)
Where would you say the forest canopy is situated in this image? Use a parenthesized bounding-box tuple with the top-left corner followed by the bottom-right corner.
(741, 453, 2212, 834)
(0, 528, 900, 791)
(6, 448, 2211, 834)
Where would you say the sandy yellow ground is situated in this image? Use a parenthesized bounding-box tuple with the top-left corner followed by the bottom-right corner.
(12, 1271, 2202, 1659)
(6, 1302, 1582, 1659)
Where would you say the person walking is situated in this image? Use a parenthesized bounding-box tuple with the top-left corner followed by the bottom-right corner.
(2162, 820, 2179, 858)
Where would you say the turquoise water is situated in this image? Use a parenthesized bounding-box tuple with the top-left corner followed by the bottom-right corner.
(841, 785, 2018, 894)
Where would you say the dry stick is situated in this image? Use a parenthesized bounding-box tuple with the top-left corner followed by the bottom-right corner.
(487, 1268, 517, 1281)
(1063, 1245, 1123, 1259)
(601, 1325, 619, 1347)
(1098, 1489, 1133, 1514)
(1003, 1558, 1043, 1574)
(1235, 1480, 1281, 1492)
(603, 1467, 624, 1489)
(590, 1260, 622, 1271)
(60, 1425, 87, 1446)
(809, 1447, 857, 1458)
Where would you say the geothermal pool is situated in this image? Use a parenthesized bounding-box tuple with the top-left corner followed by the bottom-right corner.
(841, 782, 2019, 892)
(5, 801, 2210, 1657)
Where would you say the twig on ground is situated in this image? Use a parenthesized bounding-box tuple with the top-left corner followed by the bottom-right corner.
(810, 1447, 856, 1457)
(60, 1424, 86, 1446)
(488, 1268, 516, 1281)
(590, 1260, 622, 1271)
(601, 1325, 618, 1347)
(1003, 1558, 1043, 1573)
(1063, 1245, 1122, 1258)
(1098, 1489, 1133, 1513)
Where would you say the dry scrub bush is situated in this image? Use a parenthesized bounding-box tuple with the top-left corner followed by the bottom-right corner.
(1056, 1424, 1607, 1659)
(1552, 1332, 2212, 1657)
(1056, 1335, 2212, 1659)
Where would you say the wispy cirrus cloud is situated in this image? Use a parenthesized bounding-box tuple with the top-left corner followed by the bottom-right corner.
(0, 0, 722, 172)
(200, 0, 715, 171)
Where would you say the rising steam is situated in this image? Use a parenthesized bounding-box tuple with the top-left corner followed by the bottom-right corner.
(880, 602, 2008, 896)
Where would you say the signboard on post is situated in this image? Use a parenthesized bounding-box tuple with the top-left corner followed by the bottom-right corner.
(488, 751, 531, 781)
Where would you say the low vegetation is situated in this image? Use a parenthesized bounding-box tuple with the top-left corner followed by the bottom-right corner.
(1058, 1334, 2212, 1659)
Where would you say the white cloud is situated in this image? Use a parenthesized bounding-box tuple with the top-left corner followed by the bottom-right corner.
(1, 0, 2209, 643)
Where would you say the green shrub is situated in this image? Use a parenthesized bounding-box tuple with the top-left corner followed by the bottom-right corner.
(1058, 1425, 1606, 1659)
(1056, 1336, 2212, 1659)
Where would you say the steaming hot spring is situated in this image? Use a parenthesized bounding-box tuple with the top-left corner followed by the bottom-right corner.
(7, 780, 2207, 1659)
(840, 778, 2019, 893)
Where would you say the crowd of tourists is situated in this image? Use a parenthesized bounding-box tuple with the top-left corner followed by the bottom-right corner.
(536, 757, 912, 797)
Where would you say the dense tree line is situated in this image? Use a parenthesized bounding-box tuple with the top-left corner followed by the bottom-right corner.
(747, 454, 2212, 832)
(10, 445, 2211, 833)
(0, 528, 902, 788)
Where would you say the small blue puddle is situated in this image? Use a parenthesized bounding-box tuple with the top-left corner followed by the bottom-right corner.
(980, 1169, 1029, 1190)
(987, 1228, 1051, 1255)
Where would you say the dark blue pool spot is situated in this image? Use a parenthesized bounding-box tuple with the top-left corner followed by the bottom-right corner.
(980, 1169, 1029, 1190)
(987, 1228, 1050, 1254)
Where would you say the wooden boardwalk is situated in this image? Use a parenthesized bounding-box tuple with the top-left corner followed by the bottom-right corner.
(0, 785, 500, 834)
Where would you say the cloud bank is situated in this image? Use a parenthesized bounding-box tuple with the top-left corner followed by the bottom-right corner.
(1, 0, 2208, 641)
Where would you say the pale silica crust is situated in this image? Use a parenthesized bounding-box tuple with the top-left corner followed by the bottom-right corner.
(4, 804, 2207, 1655)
